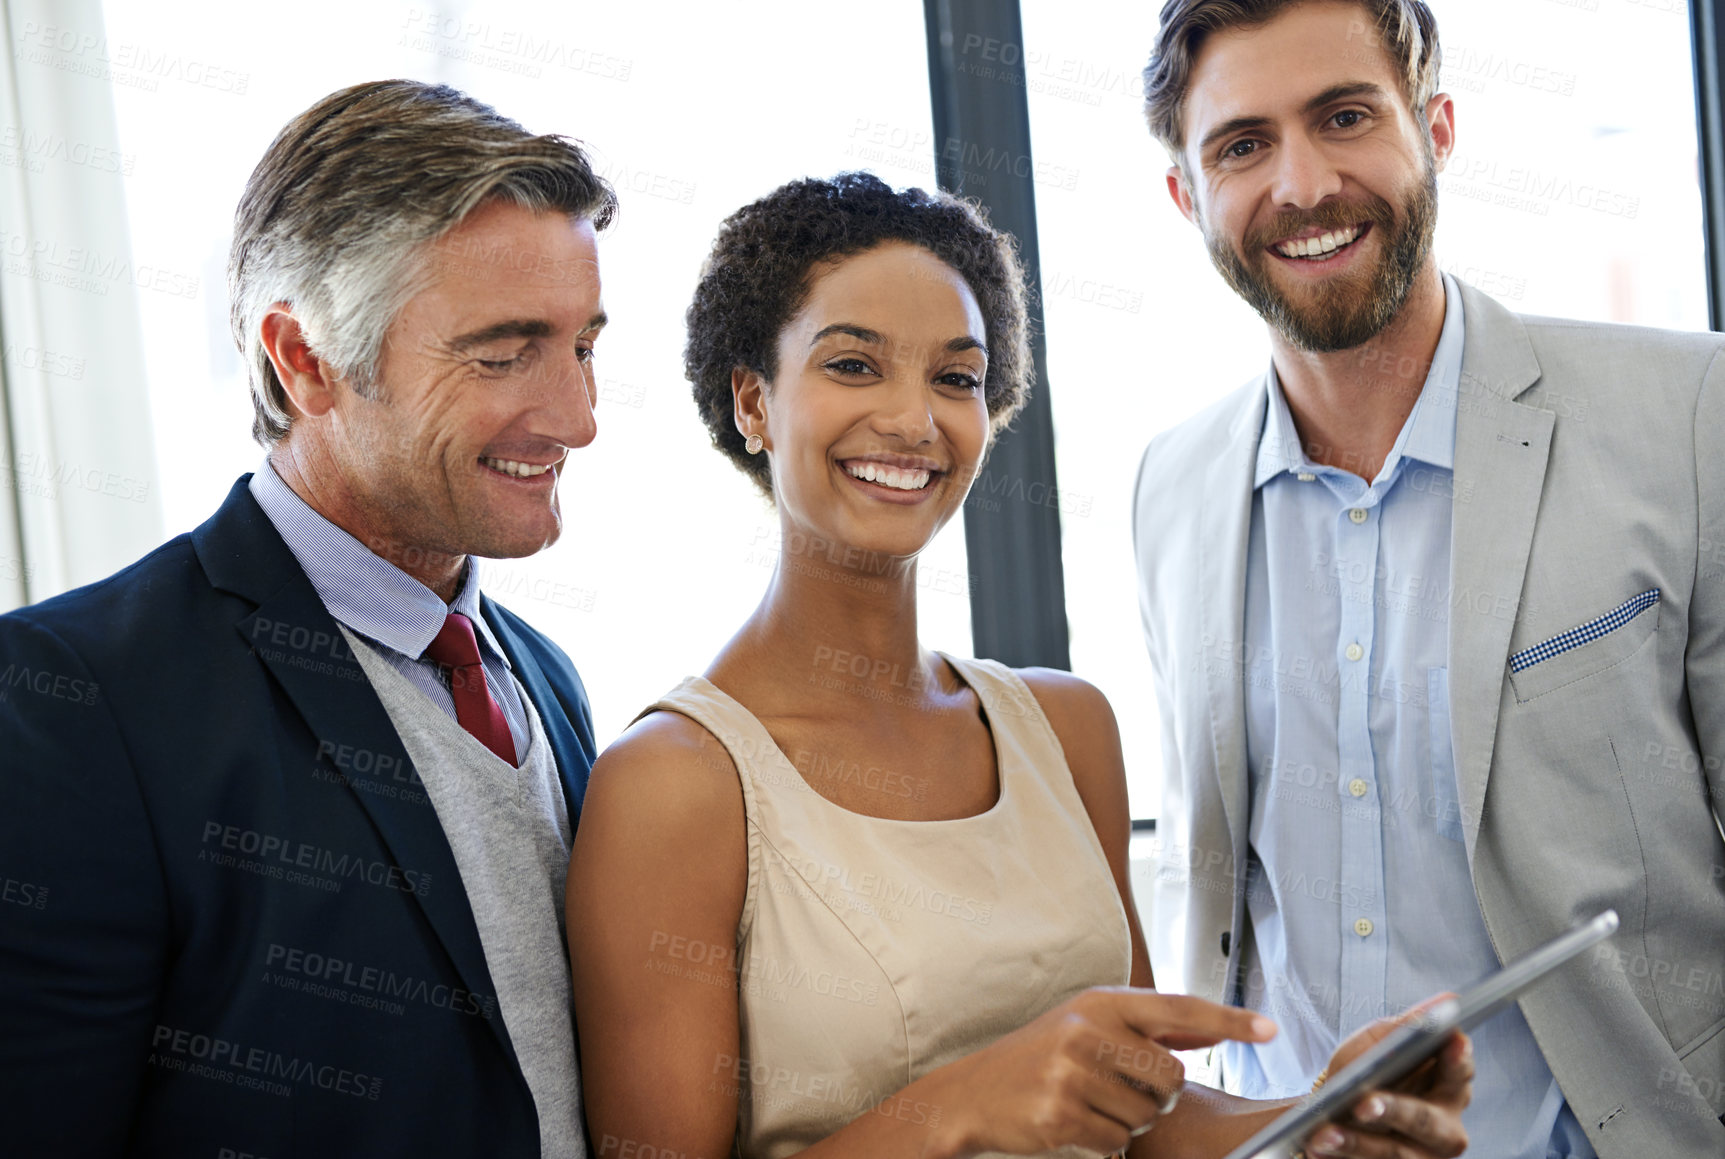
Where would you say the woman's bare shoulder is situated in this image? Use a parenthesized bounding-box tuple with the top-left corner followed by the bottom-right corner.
(582, 707, 747, 841)
(1010, 667, 1118, 740)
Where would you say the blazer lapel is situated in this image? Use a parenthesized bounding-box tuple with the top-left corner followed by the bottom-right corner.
(482, 595, 587, 827)
(1199, 384, 1266, 859)
(194, 478, 521, 1072)
(1448, 286, 1554, 860)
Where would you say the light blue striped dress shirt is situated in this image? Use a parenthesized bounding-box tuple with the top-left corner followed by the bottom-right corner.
(1220, 276, 1595, 1158)
(248, 462, 530, 763)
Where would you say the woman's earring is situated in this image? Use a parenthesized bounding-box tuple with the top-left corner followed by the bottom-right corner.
(744, 433, 764, 455)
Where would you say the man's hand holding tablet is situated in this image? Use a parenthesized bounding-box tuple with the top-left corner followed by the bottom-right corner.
(1217, 910, 1619, 1159)
(1296, 997, 1474, 1158)
(1139, 1001, 1473, 1159)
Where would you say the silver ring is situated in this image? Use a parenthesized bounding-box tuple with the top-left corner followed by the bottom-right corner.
(1130, 1086, 1179, 1136)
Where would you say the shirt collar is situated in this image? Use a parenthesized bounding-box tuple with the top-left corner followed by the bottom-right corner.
(248, 460, 510, 667)
(1253, 368, 1309, 488)
(1254, 273, 1464, 490)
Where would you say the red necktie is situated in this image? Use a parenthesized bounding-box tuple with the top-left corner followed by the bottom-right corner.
(423, 612, 517, 765)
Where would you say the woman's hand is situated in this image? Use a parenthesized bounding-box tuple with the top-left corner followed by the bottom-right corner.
(1302, 999, 1474, 1159)
(918, 986, 1278, 1157)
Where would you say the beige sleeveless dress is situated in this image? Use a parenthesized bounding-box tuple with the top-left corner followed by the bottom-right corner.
(642, 653, 1133, 1159)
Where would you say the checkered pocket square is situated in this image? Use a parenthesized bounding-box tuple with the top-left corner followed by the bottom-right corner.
(1509, 589, 1661, 673)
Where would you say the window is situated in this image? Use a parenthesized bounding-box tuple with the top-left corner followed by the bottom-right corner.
(32, 0, 1720, 775)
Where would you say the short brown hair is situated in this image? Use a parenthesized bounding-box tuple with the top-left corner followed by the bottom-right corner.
(230, 80, 617, 445)
(1143, 0, 1442, 159)
(684, 172, 1031, 499)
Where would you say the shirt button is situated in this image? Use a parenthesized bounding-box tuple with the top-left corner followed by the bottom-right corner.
(1349, 778, 1369, 798)
(1296, 472, 1316, 482)
(1345, 642, 1364, 661)
(1349, 508, 1369, 524)
(1354, 918, 1375, 937)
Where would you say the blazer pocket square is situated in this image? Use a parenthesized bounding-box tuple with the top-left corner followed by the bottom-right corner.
(1508, 588, 1660, 702)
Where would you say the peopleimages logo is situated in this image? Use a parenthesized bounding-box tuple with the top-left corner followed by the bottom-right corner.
(148, 1024, 381, 1100)
(12, 21, 250, 94)
(1, 450, 151, 503)
(263, 943, 496, 1019)
(706, 1056, 941, 1127)
(0, 225, 200, 299)
(780, 851, 995, 926)
(0, 661, 98, 706)
(398, 8, 632, 81)
(199, 822, 430, 896)
(0, 125, 135, 175)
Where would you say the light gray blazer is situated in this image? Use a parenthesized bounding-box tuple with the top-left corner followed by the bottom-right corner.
(1132, 281, 1725, 1156)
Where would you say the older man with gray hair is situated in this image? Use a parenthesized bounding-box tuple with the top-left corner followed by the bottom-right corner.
(0, 80, 613, 1157)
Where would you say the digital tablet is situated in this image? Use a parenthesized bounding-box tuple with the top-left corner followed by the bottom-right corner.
(1220, 910, 1620, 1159)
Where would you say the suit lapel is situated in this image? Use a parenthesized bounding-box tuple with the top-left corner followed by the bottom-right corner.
(194, 479, 521, 1073)
(483, 595, 587, 827)
(1448, 286, 1554, 860)
(1200, 385, 1267, 859)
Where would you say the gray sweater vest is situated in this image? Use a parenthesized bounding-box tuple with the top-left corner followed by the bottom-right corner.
(343, 627, 584, 1158)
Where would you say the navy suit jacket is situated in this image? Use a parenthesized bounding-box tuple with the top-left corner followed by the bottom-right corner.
(0, 477, 597, 1158)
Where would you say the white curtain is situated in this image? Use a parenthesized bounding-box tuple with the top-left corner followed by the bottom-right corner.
(0, 0, 161, 610)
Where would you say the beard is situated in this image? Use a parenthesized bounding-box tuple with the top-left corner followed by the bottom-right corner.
(1201, 159, 1438, 353)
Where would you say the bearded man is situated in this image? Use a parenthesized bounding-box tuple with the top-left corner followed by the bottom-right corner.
(1131, 2, 1725, 1157)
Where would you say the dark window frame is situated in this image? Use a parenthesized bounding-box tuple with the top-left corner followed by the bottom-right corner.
(1693, 0, 1725, 331)
(923, 0, 1070, 674)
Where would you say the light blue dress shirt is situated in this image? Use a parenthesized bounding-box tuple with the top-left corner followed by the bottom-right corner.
(1220, 277, 1595, 1158)
(249, 461, 530, 763)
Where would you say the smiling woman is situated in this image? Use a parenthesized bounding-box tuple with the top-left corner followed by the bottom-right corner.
(683, 172, 1031, 499)
(564, 172, 1474, 1159)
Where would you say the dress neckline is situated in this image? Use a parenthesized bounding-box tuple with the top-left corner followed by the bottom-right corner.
(683, 651, 1011, 826)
